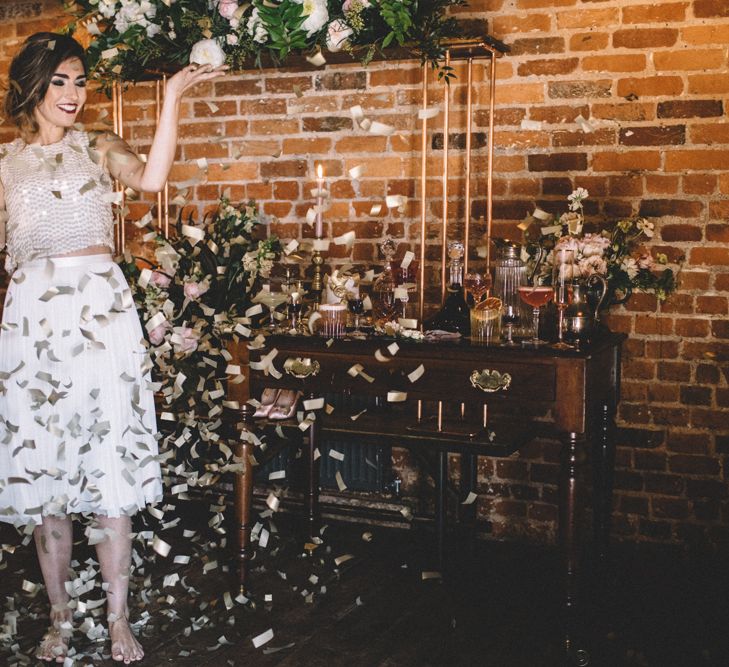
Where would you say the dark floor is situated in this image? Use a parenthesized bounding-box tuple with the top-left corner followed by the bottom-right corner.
(1, 503, 728, 667)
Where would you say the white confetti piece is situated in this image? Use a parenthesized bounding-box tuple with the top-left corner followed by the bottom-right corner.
(398, 318, 418, 329)
(541, 224, 563, 236)
(369, 203, 382, 216)
(462, 491, 478, 505)
(252, 628, 274, 648)
(520, 119, 543, 131)
(348, 165, 364, 179)
(335, 470, 347, 491)
(306, 51, 326, 66)
(385, 194, 407, 209)
(303, 397, 324, 410)
(408, 364, 425, 383)
(422, 571, 442, 580)
(575, 114, 594, 133)
(532, 207, 551, 221)
(328, 449, 345, 461)
(153, 536, 171, 557)
(387, 391, 407, 402)
(418, 106, 440, 120)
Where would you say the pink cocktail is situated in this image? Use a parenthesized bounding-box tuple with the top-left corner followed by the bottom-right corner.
(518, 286, 554, 346)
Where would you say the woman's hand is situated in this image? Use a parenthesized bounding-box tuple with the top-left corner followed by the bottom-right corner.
(165, 63, 229, 102)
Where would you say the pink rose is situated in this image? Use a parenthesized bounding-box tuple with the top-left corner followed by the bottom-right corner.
(343, 0, 370, 11)
(217, 0, 238, 19)
(150, 271, 171, 288)
(637, 253, 655, 271)
(148, 323, 169, 345)
(173, 327, 199, 354)
(183, 281, 209, 300)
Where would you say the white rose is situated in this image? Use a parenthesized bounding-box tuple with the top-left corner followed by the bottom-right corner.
(226, 33, 239, 45)
(146, 23, 161, 38)
(294, 0, 329, 37)
(189, 38, 226, 67)
(246, 7, 269, 44)
(326, 19, 353, 52)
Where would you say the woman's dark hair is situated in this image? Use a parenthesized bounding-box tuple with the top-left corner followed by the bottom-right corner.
(4, 32, 87, 139)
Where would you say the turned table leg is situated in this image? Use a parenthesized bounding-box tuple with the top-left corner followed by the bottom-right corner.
(306, 392, 321, 540)
(559, 430, 587, 659)
(235, 404, 256, 593)
(593, 402, 616, 563)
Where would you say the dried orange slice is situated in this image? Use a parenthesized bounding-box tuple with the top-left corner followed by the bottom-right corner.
(476, 296, 502, 311)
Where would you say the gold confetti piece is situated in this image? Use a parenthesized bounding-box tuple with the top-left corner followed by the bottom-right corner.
(541, 224, 562, 236)
(422, 571, 442, 580)
(387, 391, 407, 402)
(517, 217, 533, 232)
(532, 207, 551, 221)
(79, 179, 96, 195)
(462, 491, 478, 505)
(374, 349, 390, 363)
(398, 317, 418, 329)
(408, 364, 425, 383)
(266, 493, 280, 512)
(350, 408, 367, 421)
(51, 190, 62, 199)
(101, 47, 119, 60)
(334, 553, 354, 566)
(335, 470, 347, 491)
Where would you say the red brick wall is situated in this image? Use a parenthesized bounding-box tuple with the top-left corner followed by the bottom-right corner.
(1, 0, 728, 549)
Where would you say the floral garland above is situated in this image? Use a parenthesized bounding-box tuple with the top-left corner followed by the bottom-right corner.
(63, 0, 466, 87)
(119, 197, 280, 468)
(525, 189, 679, 306)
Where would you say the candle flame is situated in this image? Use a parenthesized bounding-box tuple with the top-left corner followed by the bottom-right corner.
(317, 164, 323, 179)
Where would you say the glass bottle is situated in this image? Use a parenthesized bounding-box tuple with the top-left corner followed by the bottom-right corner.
(424, 240, 470, 335)
(372, 237, 399, 327)
(492, 239, 531, 344)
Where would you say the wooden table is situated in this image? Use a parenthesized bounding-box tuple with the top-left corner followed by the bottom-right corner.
(231, 332, 624, 660)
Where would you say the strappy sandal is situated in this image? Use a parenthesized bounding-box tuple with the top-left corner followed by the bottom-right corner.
(254, 388, 281, 418)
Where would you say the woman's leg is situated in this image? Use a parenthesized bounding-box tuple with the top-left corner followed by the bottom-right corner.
(94, 515, 144, 663)
(34, 515, 73, 663)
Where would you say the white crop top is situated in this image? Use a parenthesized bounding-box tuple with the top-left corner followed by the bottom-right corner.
(0, 129, 115, 271)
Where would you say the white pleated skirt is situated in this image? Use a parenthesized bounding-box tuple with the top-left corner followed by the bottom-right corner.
(0, 253, 163, 527)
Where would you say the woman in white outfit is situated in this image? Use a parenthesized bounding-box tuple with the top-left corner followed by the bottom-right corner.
(0, 32, 225, 663)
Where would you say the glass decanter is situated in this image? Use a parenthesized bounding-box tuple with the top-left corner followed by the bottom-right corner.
(372, 237, 399, 327)
(424, 240, 470, 335)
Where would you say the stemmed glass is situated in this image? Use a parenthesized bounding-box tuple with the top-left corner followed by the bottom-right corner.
(464, 270, 492, 305)
(518, 281, 554, 347)
(552, 248, 576, 349)
(347, 288, 365, 334)
(255, 288, 289, 331)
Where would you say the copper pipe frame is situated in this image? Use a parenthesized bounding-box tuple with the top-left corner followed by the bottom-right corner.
(463, 58, 473, 276)
(155, 76, 171, 238)
(440, 51, 450, 305)
(485, 52, 497, 273)
(112, 81, 126, 253)
(418, 65, 428, 327)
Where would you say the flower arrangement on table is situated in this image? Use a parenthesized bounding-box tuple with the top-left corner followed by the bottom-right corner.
(525, 189, 678, 307)
(120, 196, 280, 467)
(63, 0, 466, 88)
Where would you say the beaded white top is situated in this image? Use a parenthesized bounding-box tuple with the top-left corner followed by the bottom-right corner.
(0, 130, 115, 271)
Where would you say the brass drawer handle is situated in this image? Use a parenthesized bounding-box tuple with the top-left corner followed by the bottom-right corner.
(470, 369, 511, 393)
(284, 357, 321, 379)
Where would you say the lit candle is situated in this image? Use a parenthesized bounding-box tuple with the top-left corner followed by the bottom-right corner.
(315, 164, 324, 238)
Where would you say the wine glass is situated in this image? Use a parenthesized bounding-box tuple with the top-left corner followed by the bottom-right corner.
(552, 248, 576, 349)
(518, 282, 554, 347)
(464, 270, 492, 305)
(347, 289, 365, 334)
(501, 304, 519, 346)
(255, 288, 289, 331)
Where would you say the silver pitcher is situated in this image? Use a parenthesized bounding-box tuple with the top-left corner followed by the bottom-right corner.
(563, 274, 607, 346)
